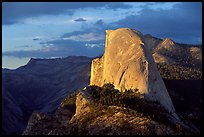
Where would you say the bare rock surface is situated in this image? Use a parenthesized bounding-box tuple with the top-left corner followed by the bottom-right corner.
(90, 28, 178, 120)
(189, 47, 202, 61)
(71, 92, 92, 118)
(67, 91, 178, 135)
(153, 52, 175, 64)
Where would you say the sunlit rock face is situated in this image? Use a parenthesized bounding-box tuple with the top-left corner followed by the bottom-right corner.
(73, 92, 92, 117)
(153, 38, 181, 53)
(189, 47, 202, 62)
(90, 28, 178, 119)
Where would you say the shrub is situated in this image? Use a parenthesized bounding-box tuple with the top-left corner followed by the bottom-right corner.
(60, 91, 78, 112)
(88, 84, 171, 125)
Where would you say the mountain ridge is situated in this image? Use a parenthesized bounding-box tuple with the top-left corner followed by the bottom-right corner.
(2, 56, 92, 135)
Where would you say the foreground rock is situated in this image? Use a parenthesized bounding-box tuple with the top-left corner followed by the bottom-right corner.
(23, 90, 195, 135)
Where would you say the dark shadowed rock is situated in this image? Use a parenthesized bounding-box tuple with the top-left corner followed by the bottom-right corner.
(2, 56, 92, 135)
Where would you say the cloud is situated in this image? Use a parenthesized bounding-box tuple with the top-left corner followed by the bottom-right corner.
(2, 2, 132, 25)
(104, 2, 132, 10)
(61, 22, 109, 42)
(62, 32, 105, 42)
(33, 37, 41, 41)
(94, 19, 104, 26)
(74, 18, 87, 22)
(3, 2, 201, 59)
(3, 26, 106, 58)
(18, 45, 33, 48)
(112, 2, 202, 44)
(85, 43, 105, 48)
(1, 18, 115, 58)
(2, 40, 104, 58)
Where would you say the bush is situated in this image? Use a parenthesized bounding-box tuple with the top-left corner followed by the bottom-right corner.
(88, 84, 170, 125)
(60, 92, 78, 111)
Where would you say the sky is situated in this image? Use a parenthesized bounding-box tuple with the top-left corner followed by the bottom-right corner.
(2, 2, 202, 69)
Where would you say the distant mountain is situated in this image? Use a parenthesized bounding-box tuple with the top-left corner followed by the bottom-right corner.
(143, 35, 202, 70)
(2, 56, 92, 135)
(2, 86, 25, 134)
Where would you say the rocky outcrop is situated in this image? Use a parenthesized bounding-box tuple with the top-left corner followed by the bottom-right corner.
(22, 83, 200, 135)
(153, 53, 175, 64)
(90, 28, 178, 120)
(67, 91, 181, 135)
(22, 91, 183, 135)
(70, 102, 177, 135)
(143, 34, 162, 51)
(71, 92, 92, 118)
(153, 38, 181, 53)
(189, 47, 202, 61)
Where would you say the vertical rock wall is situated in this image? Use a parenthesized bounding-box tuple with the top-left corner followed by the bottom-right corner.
(90, 28, 179, 120)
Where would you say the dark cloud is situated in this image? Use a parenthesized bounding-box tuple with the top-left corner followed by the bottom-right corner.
(60, 18, 123, 43)
(112, 2, 202, 44)
(104, 2, 132, 10)
(2, 2, 132, 25)
(33, 38, 41, 41)
(60, 20, 111, 41)
(74, 18, 86, 22)
(39, 42, 46, 45)
(18, 45, 33, 48)
(94, 20, 104, 26)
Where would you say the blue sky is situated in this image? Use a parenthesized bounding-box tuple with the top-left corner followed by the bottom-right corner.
(2, 2, 202, 69)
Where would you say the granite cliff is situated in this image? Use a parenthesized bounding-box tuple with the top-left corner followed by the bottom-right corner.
(90, 28, 178, 121)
